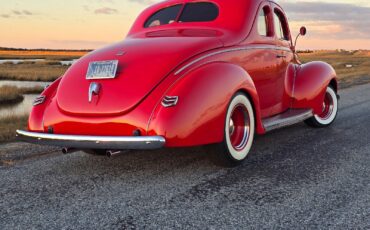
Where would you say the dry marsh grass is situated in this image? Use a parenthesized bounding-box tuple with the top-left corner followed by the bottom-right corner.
(0, 49, 87, 60)
(18, 86, 44, 94)
(0, 85, 43, 143)
(0, 85, 43, 105)
(0, 115, 28, 143)
(300, 50, 370, 88)
(1, 49, 368, 86)
(0, 62, 69, 81)
(0, 49, 369, 143)
(0, 86, 24, 105)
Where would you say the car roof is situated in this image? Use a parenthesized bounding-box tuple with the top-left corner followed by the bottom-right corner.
(128, 0, 276, 45)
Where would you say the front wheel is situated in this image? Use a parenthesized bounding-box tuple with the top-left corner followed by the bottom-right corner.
(218, 93, 255, 167)
(305, 86, 338, 128)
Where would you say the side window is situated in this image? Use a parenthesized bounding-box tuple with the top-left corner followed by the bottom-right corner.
(274, 10, 289, 41)
(257, 6, 274, 37)
(258, 8, 268, 36)
(144, 4, 182, 28)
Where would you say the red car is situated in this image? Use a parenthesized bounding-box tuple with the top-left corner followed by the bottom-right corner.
(17, 0, 339, 166)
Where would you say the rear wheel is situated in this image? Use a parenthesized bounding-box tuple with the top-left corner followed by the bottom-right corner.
(217, 93, 255, 167)
(305, 86, 338, 128)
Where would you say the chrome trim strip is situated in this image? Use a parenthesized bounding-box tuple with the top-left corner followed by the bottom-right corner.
(162, 96, 179, 108)
(16, 130, 166, 150)
(33, 96, 46, 106)
(263, 109, 313, 132)
(174, 46, 292, 75)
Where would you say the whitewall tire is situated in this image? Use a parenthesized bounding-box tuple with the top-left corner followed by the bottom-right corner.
(305, 86, 338, 127)
(220, 92, 255, 166)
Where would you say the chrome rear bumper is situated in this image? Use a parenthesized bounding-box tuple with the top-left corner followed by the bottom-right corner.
(16, 130, 166, 150)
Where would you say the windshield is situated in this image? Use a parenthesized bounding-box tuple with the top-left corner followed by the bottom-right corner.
(144, 2, 219, 28)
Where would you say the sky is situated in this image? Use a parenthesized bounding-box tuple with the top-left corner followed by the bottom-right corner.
(0, 0, 369, 50)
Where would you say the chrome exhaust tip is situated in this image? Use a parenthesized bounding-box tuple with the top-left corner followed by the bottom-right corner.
(106, 150, 122, 157)
(62, 148, 79, 154)
(106, 150, 131, 157)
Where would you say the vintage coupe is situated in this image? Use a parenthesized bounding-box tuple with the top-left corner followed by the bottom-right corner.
(17, 0, 339, 166)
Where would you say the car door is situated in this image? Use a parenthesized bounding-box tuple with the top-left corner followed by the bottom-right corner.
(271, 4, 295, 114)
(240, 3, 281, 118)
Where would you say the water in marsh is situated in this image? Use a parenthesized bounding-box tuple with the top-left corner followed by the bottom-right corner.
(0, 94, 37, 119)
(0, 80, 51, 88)
(60, 59, 78, 65)
(0, 80, 52, 118)
(0, 59, 44, 64)
(0, 59, 77, 65)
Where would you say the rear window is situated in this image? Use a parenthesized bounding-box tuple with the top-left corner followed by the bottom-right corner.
(144, 4, 182, 28)
(178, 2, 219, 22)
(144, 2, 219, 28)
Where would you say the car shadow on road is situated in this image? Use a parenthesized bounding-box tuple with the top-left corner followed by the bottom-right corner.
(49, 122, 347, 190)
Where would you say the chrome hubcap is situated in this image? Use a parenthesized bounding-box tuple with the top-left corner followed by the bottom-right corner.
(229, 119, 235, 135)
(319, 91, 335, 120)
(229, 104, 251, 151)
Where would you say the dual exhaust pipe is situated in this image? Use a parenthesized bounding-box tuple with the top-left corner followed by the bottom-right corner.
(62, 148, 126, 157)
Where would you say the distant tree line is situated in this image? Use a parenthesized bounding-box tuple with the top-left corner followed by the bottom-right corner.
(297, 50, 314, 53)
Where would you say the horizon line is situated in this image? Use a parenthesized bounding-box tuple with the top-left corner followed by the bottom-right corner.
(1, 47, 369, 52)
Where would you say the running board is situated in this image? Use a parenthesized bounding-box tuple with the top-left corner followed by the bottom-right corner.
(263, 109, 313, 132)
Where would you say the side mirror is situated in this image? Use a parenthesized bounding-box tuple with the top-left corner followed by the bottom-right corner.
(293, 26, 307, 51)
(300, 26, 307, 36)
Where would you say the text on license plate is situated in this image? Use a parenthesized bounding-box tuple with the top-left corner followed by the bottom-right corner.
(86, 60, 118, 79)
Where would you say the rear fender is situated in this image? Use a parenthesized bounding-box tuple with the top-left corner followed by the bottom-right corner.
(28, 77, 62, 132)
(147, 62, 263, 147)
(293, 61, 337, 114)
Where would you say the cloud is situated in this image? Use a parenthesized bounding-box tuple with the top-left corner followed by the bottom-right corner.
(22, 10, 33, 16)
(11, 9, 34, 16)
(49, 39, 109, 48)
(12, 10, 22, 15)
(1, 14, 10, 18)
(82, 5, 90, 11)
(93, 0, 115, 3)
(280, 1, 370, 39)
(282, 1, 370, 21)
(128, 0, 157, 4)
(94, 7, 118, 15)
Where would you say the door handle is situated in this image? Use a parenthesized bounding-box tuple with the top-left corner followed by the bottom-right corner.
(276, 55, 286, 58)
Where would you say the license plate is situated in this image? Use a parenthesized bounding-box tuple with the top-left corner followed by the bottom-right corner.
(86, 60, 118, 79)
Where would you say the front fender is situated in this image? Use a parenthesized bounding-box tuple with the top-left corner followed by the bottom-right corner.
(28, 77, 62, 132)
(147, 62, 262, 147)
(293, 61, 337, 114)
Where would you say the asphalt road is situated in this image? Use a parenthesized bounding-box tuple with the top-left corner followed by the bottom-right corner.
(1, 84, 369, 229)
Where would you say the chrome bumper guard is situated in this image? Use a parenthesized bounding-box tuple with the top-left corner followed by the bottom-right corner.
(16, 130, 166, 150)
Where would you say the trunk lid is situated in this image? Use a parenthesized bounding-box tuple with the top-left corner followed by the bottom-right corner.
(56, 35, 222, 116)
